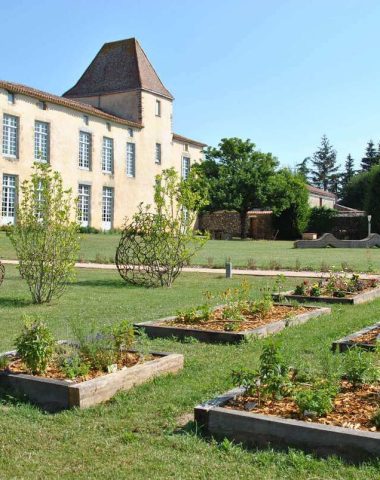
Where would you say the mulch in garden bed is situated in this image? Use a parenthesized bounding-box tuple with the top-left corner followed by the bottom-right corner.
(163, 304, 308, 333)
(226, 381, 380, 432)
(3, 351, 156, 383)
(351, 327, 380, 347)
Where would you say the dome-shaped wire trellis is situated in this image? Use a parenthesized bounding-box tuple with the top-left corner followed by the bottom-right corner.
(115, 213, 187, 288)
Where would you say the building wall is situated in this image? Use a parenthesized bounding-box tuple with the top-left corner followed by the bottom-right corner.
(308, 193, 335, 209)
(0, 88, 203, 229)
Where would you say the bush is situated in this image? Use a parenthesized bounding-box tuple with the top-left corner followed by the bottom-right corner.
(79, 226, 100, 234)
(306, 207, 337, 235)
(342, 170, 371, 210)
(342, 348, 378, 387)
(294, 385, 336, 417)
(15, 317, 55, 374)
(7, 163, 79, 303)
(365, 165, 380, 234)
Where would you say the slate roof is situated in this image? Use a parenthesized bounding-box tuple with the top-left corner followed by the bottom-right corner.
(63, 38, 173, 100)
(0, 80, 143, 128)
(307, 184, 336, 199)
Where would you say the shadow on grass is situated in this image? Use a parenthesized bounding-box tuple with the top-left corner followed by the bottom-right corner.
(0, 297, 32, 308)
(73, 279, 137, 289)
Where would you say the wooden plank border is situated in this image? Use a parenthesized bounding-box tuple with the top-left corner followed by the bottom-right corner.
(332, 322, 380, 352)
(194, 388, 380, 463)
(135, 305, 331, 344)
(272, 287, 380, 305)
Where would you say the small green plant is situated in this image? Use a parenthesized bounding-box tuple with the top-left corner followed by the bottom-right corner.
(294, 258, 301, 272)
(320, 261, 330, 273)
(294, 280, 308, 295)
(246, 258, 257, 270)
(310, 283, 321, 297)
(294, 384, 336, 417)
(269, 259, 282, 271)
(15, 317, 55, 374)
(249, 296, 273, 319)
(273, 274, 286, 299)
(342, 348, 378, 387)
(0, 355, 10, 370)
(371, 409, 380, 430)
(59, 353, 90, 379)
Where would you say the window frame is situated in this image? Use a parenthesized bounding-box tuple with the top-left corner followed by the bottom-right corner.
(102, 136, 114, 174)
(102, 186, 114, 230)
(155, 99, 161, 117)
(181, 156, 191, 180)
(2, 113, 19, 159)
(78, 131, 92, 170)
(155, 143, 162, 165)
(34, 120, 50, 163)
(78, 184, 91, 227)
(126, 142, 136, 177)
(1, 174, 17, 225)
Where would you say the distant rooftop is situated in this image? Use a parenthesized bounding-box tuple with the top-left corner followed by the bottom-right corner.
(307, 184, 336, 199)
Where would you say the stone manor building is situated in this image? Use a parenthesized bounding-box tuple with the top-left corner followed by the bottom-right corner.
(0, 38, 205, 229)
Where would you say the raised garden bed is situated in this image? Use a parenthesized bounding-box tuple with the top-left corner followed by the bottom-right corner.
(135, 304, 331, 343)
(332, 323, 380, 352)
(194, 385, 380, 462)
(0, 348, 184, 412)
(272, 275, 380, 305)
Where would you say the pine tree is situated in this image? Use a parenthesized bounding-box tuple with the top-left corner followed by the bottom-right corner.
(295, 157, 310, 182)
(361, 140, 379, 171)
(311, 135, 338, 191)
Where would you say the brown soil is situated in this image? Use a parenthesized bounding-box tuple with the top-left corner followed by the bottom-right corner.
(227, 381, 380, 432)
(164, 305, 308, 332)
(4, 351, 155, 383)
(351, 327, 380, 346)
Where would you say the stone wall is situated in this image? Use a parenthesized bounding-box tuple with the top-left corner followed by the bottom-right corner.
(197, 211, 273, 239)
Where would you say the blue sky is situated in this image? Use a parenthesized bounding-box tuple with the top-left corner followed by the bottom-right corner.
(2, 0, 380, 170)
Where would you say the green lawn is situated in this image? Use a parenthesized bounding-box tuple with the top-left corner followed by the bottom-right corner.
(0, 266, 379, 479)
(1, 232, 380, 272)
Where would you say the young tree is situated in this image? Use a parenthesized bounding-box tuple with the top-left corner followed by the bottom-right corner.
(361, 140, 379, 172)
(340, 154, 355, 196)
(116, 168, 208, 287)
(189, 138, 279, 238)
(310, 135, 338, 191)
(7, 163, 79, 303)
(295, 157, 311, 182)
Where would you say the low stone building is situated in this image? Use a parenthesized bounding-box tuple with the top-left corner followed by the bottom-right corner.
(306, 184, 336, 208)
(1, 38, 205, 229)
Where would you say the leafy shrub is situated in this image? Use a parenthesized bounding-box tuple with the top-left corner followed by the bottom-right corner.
(294, 385, 336, 417)
(249, 296, 273, 319)
(7, 163, 79, 303)
(342, 348, 378, 387)
(15, 317, 55, 374)
(307, 206, 337, 235)
(310, 284, 321, 297)
(79, 226, 100, 234)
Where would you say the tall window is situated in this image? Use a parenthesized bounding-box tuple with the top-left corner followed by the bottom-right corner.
(2, 114, 18, 157)
(2, 174, 16, 225)
(126, 142, 136, 177)
(102, 137, 113, 173)
(78, 184, 90, 227)
(102, 187, 113, 230)
(155, 143, 161, 164)
(155, 100, 161, 117)
(7, 91, 15, 104)
(182, 156, 190, 180)
(79, 131, 91, 169)
(34, 121, 49, 162)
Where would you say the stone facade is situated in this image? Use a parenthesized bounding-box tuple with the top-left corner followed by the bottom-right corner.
(0, 39, 205, 230)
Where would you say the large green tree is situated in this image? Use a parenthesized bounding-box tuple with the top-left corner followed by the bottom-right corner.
(361, 140, 379, 172)
(189, 138, 309, 238)
(310, 135, 339, 191)
(295, 157, 311, 182)
(364, 165, 380, 233)
(340, 154, 355, 197)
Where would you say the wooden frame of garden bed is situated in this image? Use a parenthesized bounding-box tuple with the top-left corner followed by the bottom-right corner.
(332, 322, 380, 352)
(272, 286, 380, 305)
(194, 387, 380, 463)
(135, 305, 331, 344)
(0, 350, 184, 412)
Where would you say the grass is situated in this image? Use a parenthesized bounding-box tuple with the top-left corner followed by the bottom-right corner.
(1, 232, 380, 272)
(0, 266, 379, 478)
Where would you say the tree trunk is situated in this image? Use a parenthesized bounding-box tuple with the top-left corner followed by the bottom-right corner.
(239, 210, 248, 239)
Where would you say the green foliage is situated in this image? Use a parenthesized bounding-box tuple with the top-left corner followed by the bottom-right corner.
(270, 169, 310, 240)
(341, 348, 378, 387)
(7, 163, 79, 303)
(294, 384, 336, 417)
(0, 355, 10, 370)
(233, 340, 290, 401)
(71, 320, 135, 372)
(58, 352, 90, 379)
(116, 168, 208, 287)
(310, 135, 339, 191)
(15, 317, 55, 374)
(310, 283, 321, 297)
(342, 169, 371, 210)
(307, 206, 337, 235)
(365, 165, 380, 234)
(361, 140, 380, 172)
